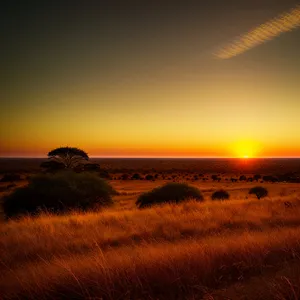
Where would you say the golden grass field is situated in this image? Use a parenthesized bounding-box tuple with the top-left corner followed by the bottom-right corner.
(2, 158, 300, 299)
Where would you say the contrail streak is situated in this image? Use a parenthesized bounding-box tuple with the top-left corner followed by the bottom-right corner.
(215, 5, 300, 59)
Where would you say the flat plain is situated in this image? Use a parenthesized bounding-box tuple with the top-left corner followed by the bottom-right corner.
(1, 158, 300, 299)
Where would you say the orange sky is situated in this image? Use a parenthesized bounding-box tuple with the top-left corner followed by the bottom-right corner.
(1, 1, 300, 158)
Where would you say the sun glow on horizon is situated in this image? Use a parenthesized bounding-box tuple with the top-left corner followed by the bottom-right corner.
(232, 140, 261, 159)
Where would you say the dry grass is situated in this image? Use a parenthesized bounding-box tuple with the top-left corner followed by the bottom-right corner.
(2, 187, 300, 299)
(3, 228, 300, 299)
(1, 196, 300, 268)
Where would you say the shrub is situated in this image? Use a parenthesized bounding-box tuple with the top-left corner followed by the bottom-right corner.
(3, 171, 116, 218)
(83, 163, 100, 172)
(239, 175, 247, 181)
(73, 164, 85, 173)
(136, 182, 203, 208)
(98, 170, 111, 179)
(253, 174, 261, 181)
(120, 173, 129, 180)
(145, 174, 154, 181)
(7, 183, 17, 189)
(1, 173, 21, 182)
(131, 173, 142, 180)
(211, 175, 221, 182)
(262, 175, 278, 182)
(40, 161, 65, 173)
(211, 189, 230, 201)
(211, 175, 218, 181)
(249, 186, 268, 199)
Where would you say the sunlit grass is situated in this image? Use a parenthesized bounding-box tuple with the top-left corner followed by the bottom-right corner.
(2, 193, 300, 299)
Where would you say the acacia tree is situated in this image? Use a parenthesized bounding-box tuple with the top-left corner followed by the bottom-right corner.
(47, 147, 89, 169)
(249, 186, 268, 199)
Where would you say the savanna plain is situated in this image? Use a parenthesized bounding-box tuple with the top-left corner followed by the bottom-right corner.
(2, 158, 300, 299)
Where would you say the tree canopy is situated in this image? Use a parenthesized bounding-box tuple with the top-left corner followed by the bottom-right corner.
(249, 186, 268, 199)
(47, 147, 89, 169)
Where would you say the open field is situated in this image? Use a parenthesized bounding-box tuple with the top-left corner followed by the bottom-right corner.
(2, 157, 300, 174)
(2, 158, 300, 299)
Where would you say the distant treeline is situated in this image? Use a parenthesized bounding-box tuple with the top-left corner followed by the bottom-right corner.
(1, 158, 300, 175)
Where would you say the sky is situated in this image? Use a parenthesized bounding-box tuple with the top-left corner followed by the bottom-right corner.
(1, 0, 300, 158)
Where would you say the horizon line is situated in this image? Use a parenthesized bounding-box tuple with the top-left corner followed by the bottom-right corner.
(2, 156, 300, 159)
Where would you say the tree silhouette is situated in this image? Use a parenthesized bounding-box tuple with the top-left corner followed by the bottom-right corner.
(249, 186, 268, 199)
(211, 175, 219, 181)
(145, 174, 154, 181)
(253, 174, 261, 181)
(131, 173, 142, 180)
(47, 147, 89, 169)
(239, 175, 247, 181)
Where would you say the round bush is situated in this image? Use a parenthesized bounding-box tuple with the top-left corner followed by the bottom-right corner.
(211, 189, 230, 201)
(249, 186, 268, 199)
(131, 173, 142, 180)
(145, 174, 154, 181)
(136, 182, 203, 208)
(120, 173, 129, 180)
(3, 171, 116, 218)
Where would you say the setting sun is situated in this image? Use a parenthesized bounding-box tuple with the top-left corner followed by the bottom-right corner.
(232, 140, 261, 159)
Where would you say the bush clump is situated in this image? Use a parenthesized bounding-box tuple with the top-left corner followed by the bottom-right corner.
(98, 170, 111, 179)
(211, 189, 230, 201)
(131, 173, 142, 180)
(120, 173, 130, 180)
(1, 173, 21, 182)
(145, 174, 154, 181)
(3, 171, 116, 218)
(136, 182, 203, 208)
(40, 161, 65, 173)
(253, 174, 261, 181)
(249, 186, 268, 199)
(83, 163, 100, 172)
(239, 175, 247, 181)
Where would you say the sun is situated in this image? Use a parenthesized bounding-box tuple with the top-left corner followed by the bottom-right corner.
(232, 140, 260, 159)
